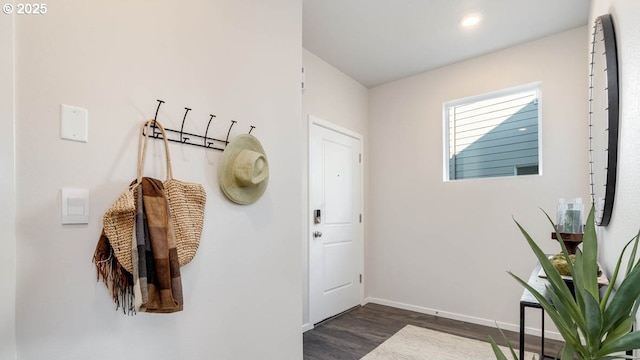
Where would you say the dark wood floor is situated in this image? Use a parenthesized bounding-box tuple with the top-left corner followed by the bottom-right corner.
(303, 303, 563, 360)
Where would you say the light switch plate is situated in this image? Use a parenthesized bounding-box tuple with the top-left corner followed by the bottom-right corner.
(61, 188, 89, 224)
(60, 104, 88, 142)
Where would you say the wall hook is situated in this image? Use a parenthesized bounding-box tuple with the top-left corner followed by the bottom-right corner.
(151, 99, 165, 138)
(145, 100, 255, 152)
(180, 107, 192, 143)
(154, 99, 165, 121)
(204, 114, 216, 147)
(225, 120, 237, 145)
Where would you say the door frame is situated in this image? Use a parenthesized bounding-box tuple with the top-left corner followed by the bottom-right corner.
(305, 114, 364, 330)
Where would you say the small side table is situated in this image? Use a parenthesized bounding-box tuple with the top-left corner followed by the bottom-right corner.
(519, 261, 549, 359)
(519, 258, 618, 359)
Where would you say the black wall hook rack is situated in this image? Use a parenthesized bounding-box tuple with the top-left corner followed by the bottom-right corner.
(145, 99, 255, 151)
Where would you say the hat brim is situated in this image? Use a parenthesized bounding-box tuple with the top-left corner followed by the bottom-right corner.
(218, 134, 269, 205)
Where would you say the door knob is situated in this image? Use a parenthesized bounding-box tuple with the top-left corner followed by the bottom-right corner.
(313, 231, 323, 238)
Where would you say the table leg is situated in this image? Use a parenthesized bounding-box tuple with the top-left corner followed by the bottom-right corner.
(519, 303, 525, 360)
(541, 308, 545, 359)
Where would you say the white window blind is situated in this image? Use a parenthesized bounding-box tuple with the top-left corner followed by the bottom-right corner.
(445, 83, 541, 180)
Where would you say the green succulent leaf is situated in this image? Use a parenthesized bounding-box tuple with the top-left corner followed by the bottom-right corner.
(597, 329, 640, 356)
(513, 219, 577, 307)
(493, 205, 640, 360)
(546, 283, 576, 331)
(509, 272, 583, 349)
(490, 325, 521, 359)
(572, 249, 587, 316)
(602, 260, 640, 333)
(581, 207, 600, 300)
(602, 316, 633, 347)
(488, 336, 509, 360)
(625, 231, 640, 277)
(560, 344, 576, 360)
(601, 234, 640, 315)
(583, 290, 603, 352)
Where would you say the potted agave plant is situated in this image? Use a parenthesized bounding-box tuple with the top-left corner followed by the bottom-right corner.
(490, 206, 640, 359)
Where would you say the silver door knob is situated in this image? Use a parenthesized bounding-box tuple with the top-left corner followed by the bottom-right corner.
(313, 231, 323, 238)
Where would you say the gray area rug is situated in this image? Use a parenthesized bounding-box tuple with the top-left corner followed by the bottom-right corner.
(360, 325, 537, 360)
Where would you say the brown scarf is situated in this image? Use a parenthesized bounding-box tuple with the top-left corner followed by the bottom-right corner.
(136, 177, 183, 313)
(94, 177, 183, 314)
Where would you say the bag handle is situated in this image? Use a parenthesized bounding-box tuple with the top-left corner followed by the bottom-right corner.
(137, 119, 174, 184)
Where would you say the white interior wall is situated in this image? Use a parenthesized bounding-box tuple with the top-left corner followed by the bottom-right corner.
(0, 8, 17, 360)
(367, 27, 590, 334)
(302, 49, 369, 136)
(590, 0, 640, 295)
(301, 48, 369, 329)
(14, 2, 302, 360)
(589, 4, 640, 358)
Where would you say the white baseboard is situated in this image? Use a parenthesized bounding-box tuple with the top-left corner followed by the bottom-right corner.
(364, 297, 562, 341)
(302, 323, 314, 332)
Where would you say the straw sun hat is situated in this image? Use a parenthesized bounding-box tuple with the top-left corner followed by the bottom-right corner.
(218, 134, 269, 205)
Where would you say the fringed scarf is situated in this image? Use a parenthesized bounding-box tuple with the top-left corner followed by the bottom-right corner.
(93, 230, 136, 315)
(94, 177, 183, 314)
(135, 177, 183, 313)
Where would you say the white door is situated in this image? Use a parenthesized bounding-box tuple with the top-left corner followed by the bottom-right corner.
(309, 116, 363, 325)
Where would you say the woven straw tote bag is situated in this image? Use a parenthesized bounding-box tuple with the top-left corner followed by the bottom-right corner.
(103, 120, 206, 274)
(137, 119, 207, 268)
(102, 182, 137, 273)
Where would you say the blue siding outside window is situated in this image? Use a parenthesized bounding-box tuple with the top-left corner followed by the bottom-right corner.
(445, 83, 541, 180)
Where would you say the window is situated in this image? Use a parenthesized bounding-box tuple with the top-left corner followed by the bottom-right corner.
(444, 83, 541, 180)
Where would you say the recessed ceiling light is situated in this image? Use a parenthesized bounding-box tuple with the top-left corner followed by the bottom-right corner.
(460, 13, 482, 28)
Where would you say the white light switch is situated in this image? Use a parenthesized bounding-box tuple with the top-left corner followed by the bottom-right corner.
(61, 188, 89, 224)
(60, 104, 88, 142)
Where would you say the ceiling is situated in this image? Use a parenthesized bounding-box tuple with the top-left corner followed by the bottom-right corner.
(303, 0, 591, 88)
